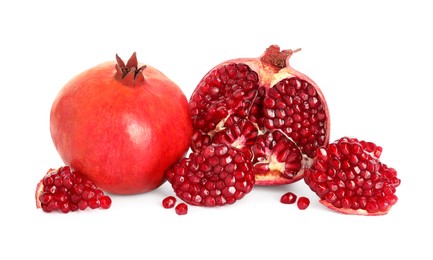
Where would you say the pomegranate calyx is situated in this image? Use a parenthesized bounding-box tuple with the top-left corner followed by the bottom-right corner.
(260, 45, 301, 71)
(115, 52, 147, 84)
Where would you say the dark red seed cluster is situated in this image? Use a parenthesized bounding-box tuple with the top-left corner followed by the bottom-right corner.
(36, 166, 111, 213)
(304, 137, 400, 215)
(166, 144, 255, 207)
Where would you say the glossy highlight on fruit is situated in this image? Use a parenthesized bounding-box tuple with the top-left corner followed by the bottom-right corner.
(50, 53, 192, 194)
(304, 137, 400, 215)
(35, 166, 112, 213)
(189, 45, 330, 185)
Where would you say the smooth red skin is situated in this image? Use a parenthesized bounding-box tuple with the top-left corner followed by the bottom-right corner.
(50, 61, 192, 195)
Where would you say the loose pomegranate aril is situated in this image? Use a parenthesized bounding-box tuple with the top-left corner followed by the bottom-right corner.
(189, 45, 330, 185)
(35, 166, 112, 213)
(166, 144, 255, 207)
(162, 196, 177, 209)
(297, 197, 310, 210)
(280, 192, 297, 204)
(304, 137, 401, 215)
(175, 203, 188, 215)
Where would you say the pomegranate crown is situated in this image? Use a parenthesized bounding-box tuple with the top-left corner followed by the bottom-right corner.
(115, 52, 147, 84)
(260, 45, 301, 70)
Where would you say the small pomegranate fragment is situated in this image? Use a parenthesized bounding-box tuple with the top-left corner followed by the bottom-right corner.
(166, 144, 255, 207)
(189, 45, 330, 185)
(280, 192, 297, 204)
(35, 166, 112, 213)
(304, 137, 401, 215)
(162, 196, 177, 209)
(297, 197, 310, 210)
(175, 203, 188, 215)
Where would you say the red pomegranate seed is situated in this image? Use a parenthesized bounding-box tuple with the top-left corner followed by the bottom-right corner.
(297, 197, 310, 210)
(280, 192, 297, 204)
(175, 203, 188, 215)
(162, 196, 177, 209)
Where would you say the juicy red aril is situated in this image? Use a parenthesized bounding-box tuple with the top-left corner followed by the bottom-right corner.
(304, 137, 400, 215)
(35, 166, 112, 213)
(297, 197, 310, 210)
(166, 144, 255, 207)
(162, 196, 177, 209)
(175, 203, 188, 215)
(280, 192, 297, 204)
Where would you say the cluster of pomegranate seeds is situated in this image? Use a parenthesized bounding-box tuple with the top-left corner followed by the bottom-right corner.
(166, 144, 255, 207)
(304, 137, 400, 215)
(35, 166, 112, 213)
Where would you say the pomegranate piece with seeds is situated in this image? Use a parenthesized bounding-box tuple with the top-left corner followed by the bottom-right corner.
(189, 45, 330, 185)
(166, 144, 255, 207)
(35, 166, 112, 213)
(304, 137, 401, 215)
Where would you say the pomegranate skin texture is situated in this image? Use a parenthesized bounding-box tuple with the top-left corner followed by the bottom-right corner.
(50, 53, 192, 195)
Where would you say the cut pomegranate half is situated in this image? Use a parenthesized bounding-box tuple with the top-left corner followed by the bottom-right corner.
(189, 45, 330, 185)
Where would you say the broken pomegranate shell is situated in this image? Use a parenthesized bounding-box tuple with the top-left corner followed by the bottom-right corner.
(35, 166, 112, 213)
(304, 137, 400, 215)
(189, 45, 330, 185)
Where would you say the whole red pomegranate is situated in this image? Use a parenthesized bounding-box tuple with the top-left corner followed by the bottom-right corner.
(50, 53, 192, 195)
(188, 45, 330, 185)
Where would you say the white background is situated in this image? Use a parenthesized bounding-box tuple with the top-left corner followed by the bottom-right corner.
(1, 1, 431, 259)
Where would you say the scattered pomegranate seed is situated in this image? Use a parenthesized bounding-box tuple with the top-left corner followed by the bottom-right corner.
(297, 197, 310, 210)
(162, 196, 177, 209)
(175, 203, 188, 215)
(280, 192, 297, 204)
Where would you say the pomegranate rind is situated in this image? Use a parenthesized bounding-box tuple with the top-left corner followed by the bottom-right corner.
(319, 200, 388, 216)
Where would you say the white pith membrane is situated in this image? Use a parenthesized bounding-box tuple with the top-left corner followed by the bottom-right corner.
(207, 113, 313, 184)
